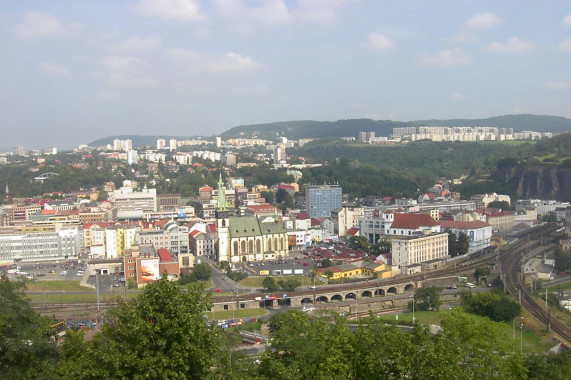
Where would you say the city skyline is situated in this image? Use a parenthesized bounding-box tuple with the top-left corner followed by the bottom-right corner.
(2, 1, 571, 150)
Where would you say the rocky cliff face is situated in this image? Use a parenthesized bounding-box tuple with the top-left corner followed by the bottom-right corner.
(496, 167, 571, 201)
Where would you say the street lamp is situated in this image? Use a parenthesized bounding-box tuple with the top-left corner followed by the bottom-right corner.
(520, 324, 524, 353)
(512, 317, 524, 353)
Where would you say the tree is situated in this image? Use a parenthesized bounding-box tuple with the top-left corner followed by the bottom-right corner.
(58, 278, 229, 379)
(348, 236, 369, 251)
(320, 258, 332, 268)
(553, 247, 570, 273)
(0, 276, 59, 379)
(460, 290, 522, 322)
(446, 229, 459, 257)
(260, 190, 275, 204)
(191, 262, 212, 281)
(227, 270, 247, 282)
(474, 266, 491, 284)
(409, 286, 441, 311)
(262, 276, 279, 292)
(277, 278, 301, 292)
(261, 311, 355, 379)
(487, 200, 512, 210)
(458, 232, 470, 256)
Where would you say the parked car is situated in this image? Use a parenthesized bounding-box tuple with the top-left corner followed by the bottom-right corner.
(465, 282, 475, 288)
(447, 285, 457, 289)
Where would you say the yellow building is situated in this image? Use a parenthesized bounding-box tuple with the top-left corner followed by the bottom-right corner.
(391, 232, 448, 270)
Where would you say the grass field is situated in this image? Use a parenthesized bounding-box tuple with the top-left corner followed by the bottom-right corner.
(544, 279, 571, 292)
(26, 280, 90, 292)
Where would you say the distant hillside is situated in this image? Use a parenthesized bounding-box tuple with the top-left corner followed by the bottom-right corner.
(221, 119, 409, 140)
(89, 114, 571, 146)
(221, 114, 571, 140)
(411, 114, 571, 133)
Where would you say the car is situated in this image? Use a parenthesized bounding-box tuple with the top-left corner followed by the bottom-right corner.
(214, 288, 222, 293)
(309, 286, 317, 289)
(36, 273, 46, 277)
(465, 282, 475, 288)
(447, 285, 457, 289)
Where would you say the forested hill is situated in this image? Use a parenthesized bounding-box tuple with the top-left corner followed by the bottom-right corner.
(221, 114, 571, 140)
(410, 114, 571, 133)
(88, 114, 571, 147)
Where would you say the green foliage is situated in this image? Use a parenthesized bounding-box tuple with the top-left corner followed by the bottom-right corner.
(320, 258, 332, 268)
(488, 200, 512, 210)
(348, 236, 369, 251)
(219, 261, 230, 272)
(277, 278, 300, 292)
(460, 289, 522, 322)
(261, 311, 355, 380)
(58, 278, 229, 379)
(553, 247, 571, 273)
(474, 267, 491, 284)
(410, 287, 441, 312)
(524, 351, 571, 380)
(261, 309, 527, 380)
(192, 263, 212, 281)
(262, 277, 279, 292)
(458, 232, 470, 256)
(226, 270, 248, 282)
(0, 276, 59, 379)
(447, 229, 459, 257)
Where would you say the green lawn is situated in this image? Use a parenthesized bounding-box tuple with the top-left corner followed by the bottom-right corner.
(544, 279, 571, 292)
(26, 280, 91, 292)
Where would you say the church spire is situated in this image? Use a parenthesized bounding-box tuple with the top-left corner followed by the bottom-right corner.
(216, 173, 228, 212)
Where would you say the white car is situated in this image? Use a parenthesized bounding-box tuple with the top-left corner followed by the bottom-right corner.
(465, 282, 475, 288)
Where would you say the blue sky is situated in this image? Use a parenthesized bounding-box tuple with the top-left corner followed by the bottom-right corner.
(1, 0, 571, 150)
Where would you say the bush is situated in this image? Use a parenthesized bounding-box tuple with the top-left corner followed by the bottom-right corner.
(460, 290, 521, 322)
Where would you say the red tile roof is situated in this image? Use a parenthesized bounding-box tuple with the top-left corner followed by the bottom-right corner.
(347, 227, 359, 236)
(157, 248, 173, 262)
(295, 212, 310, 220)
(390, 213, 439, 229)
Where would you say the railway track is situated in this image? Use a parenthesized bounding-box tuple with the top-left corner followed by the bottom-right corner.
(500, 224, 571, 344)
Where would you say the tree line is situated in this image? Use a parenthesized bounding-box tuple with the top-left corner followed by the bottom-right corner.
(2, 276, 569, 379)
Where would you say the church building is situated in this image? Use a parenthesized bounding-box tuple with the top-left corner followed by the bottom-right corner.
(215, 174, 288, 263)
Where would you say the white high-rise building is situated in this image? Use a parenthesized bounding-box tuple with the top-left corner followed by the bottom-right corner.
(169, 139, 177, 151)
(157, 139, 166, 150)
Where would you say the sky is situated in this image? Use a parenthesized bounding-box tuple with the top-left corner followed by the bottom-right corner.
(1, 1, 571, 150)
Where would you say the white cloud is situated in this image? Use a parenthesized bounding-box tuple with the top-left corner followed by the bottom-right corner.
(250, 1, 292, 27)
(544, 81, 568, 90)
(489, 37, 532, 53)
(364, 33, 395, 51)
(563, 12, 571, 27)
(166, 48, 262, 73)
(463, 13, 500, 30)
(100, 56, 157, 87)
(38, 62, 70, 77)
(114, 35, 162, 53)
(558, 38, 571, 52)
(295, 0, 354, 25)
(417, 48, 472, 67)
(14, 12, 65, 39)
(132, 0, 203, 21)
(450, 93, 465, 100)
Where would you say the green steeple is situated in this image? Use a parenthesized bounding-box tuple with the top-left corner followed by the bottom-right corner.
(216, 173, 228, 211)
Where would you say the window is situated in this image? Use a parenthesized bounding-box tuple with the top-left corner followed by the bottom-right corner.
(224, 305, 228, 310)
